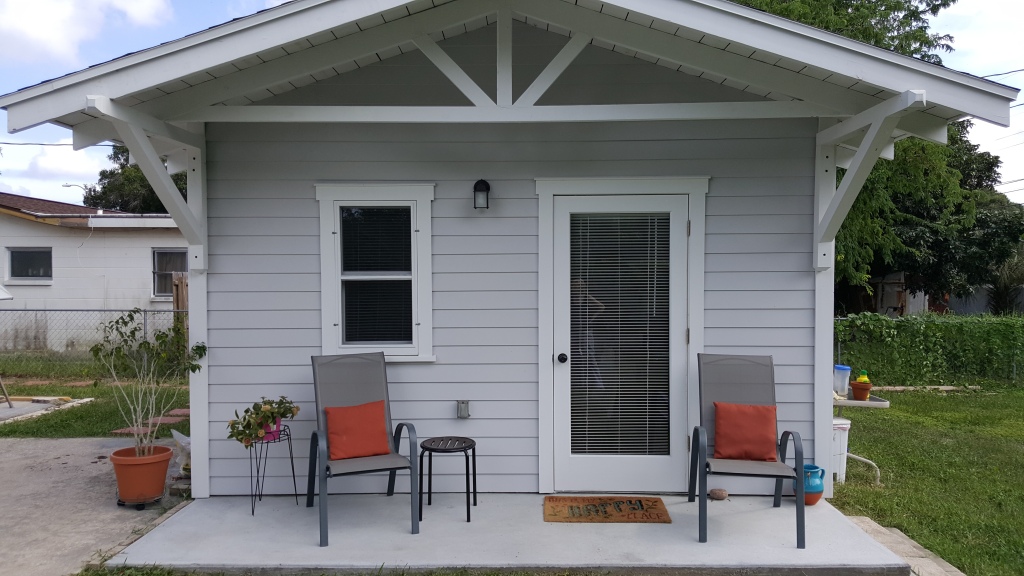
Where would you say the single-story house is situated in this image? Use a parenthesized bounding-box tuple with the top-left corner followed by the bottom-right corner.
(0, 0, 1016, 500)
(0, 191, 186, 310)
(0, 191, 186, 352)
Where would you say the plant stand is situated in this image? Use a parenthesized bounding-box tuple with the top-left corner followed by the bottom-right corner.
(249, 424, 298, 515)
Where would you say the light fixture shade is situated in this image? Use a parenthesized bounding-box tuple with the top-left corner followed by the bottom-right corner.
(473, 179, 490, 209)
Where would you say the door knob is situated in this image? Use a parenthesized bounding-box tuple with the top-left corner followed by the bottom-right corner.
(557, 353, 568, 363)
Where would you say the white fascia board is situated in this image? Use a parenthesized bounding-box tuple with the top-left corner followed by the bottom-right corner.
(174, 101, 842, 123)
(607, 0, 1018, 125)
(0, 0, 412, 132)
(86, 216, 178, 229)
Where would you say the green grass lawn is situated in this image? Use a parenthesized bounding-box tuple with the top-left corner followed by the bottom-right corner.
(0, 378, 189, 439)
(831, 388, 1024, 576)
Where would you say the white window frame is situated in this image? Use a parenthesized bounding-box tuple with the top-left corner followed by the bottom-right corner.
(152, 248, 188, 299)
(316, 183, 435, 362)
(6, 247, 53, 285)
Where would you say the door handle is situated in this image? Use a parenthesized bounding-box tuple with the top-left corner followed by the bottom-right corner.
(557, 353, 568, 363)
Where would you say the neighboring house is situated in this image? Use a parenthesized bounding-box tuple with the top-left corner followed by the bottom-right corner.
(0, 0, 1015, 500)
(0, 192, 186, 309)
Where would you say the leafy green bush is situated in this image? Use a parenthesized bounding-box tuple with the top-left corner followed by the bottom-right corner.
(835, 313, 1024, 387)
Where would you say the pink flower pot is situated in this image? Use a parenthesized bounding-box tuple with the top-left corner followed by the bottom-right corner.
(261, 417, 282, 442)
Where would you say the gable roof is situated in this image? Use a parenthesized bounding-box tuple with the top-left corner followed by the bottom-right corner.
(0, 0, 1016, 143)
(0, 191, 117, 216)
(0, 191, 175, 228)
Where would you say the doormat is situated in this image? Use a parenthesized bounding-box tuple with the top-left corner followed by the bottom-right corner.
(543, 496, 671, 523)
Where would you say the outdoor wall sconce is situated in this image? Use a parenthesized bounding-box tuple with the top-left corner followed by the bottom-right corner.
(473, 179, 490, 209)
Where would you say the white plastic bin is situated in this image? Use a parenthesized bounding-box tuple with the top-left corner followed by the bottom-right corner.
(832, 417, 851, 483)
(833, 365, 851, 396)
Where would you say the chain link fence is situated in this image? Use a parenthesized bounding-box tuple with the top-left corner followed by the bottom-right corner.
(0, 309, 183, 379)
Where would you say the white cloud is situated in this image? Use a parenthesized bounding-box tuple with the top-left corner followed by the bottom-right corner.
(0, 0, 173, 64)
(0, 138, 113, 204)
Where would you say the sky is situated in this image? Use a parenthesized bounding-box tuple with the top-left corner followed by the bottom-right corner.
(0, 0, 1021, 205)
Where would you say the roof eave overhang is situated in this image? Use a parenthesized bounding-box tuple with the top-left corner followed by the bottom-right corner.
(0, 0, 1017, 134)
(610, 0, 1018, 126)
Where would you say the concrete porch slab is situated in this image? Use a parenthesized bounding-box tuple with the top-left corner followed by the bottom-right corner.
(113, 494, 908, 575)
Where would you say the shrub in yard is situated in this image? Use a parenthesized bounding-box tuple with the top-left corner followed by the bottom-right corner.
(836, 312, 1024, 387)
(90, 308, 206, 454)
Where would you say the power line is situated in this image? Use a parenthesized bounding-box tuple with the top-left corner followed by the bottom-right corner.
(983, 68, 1024, 78)
(999, 177, 1024, 186)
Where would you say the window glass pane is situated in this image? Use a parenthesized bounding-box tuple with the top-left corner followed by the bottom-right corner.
(10, 249, 52, 279)
(569, 213, 671, 456)
(343, 280, 413, 343)
(154, 250, 187, 297)
(341, 207, 411, 272)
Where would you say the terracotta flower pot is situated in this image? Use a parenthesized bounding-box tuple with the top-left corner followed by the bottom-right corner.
(110, 445, 173, 507)
(851, 380, 872, 401)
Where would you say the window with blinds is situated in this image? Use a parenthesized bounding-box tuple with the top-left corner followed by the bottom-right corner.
(569, 212, 671, 455)
(153, 249, 187, 297)
(340, 207, 413, 344)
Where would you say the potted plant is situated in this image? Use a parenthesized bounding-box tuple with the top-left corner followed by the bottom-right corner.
(227, 396, 300, 447)
(91, 308, 207, 509)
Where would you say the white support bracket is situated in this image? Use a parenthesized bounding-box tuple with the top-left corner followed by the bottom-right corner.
(515, 32, 591, 107)
(496, 2, 513, 106)
(815, 91, 927, 248)
(110, 119, 206, 249)
(413, 34, 495, 108)
(85, 95, 205, 152)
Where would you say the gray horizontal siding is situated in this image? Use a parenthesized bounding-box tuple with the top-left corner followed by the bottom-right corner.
(205, 115, 818, 495)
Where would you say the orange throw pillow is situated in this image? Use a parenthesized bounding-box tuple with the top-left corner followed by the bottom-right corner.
(713, 402, 778, 461)
(325, 401, 392, 460)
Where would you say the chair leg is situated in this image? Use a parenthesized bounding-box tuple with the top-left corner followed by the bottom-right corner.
(318, 450, 329, 546)
(688, 435, 699, 503)
(306, 433, 318, 508)
(698, 466, 708, 543)
(773, 477, 783, 507)
(796, 471, 806, 549)
(410, 459, 420, 535)
(418, 449, 425, 521)
(387, 470, 397, 496)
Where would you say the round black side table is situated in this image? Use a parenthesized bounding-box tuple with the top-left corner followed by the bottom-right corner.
(418, 436, 477, 522)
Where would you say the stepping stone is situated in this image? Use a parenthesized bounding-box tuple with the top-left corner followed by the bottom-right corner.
(111, 426, 154, 435)
(166, 408, 191, 417)
(146, 416, 186, 425)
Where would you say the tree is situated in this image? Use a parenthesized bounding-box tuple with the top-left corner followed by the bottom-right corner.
(735, 0, 955, 62)
(734, 0, 1023, 308)
(82, 145, 186, 214)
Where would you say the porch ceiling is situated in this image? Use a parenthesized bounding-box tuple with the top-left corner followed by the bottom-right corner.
(0, 0, 1016, 148)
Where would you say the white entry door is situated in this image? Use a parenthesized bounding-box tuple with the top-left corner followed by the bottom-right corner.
(553, 194, 689, 492)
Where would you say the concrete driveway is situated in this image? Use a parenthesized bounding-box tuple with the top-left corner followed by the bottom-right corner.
(0, 438, 182, 576)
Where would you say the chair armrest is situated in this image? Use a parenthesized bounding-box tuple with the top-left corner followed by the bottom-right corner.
(692, 425, 708, 461)
(779, 430, 804, 471)
(393, 422, 418, 456)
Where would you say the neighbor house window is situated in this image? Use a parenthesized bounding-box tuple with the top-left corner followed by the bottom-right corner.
(8, 248, 52, 281)
(153, 249, 187, 297)
(316, 184, 434, 360)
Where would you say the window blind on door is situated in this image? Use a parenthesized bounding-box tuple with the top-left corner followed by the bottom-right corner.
(569, 212, 671, 455)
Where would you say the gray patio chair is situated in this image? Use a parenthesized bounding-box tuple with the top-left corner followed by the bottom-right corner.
(306, 352, 419, 546)
(688, 353, 805, 548)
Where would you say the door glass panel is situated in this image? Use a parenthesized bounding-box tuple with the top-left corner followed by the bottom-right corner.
(569, 213, 670, 455)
